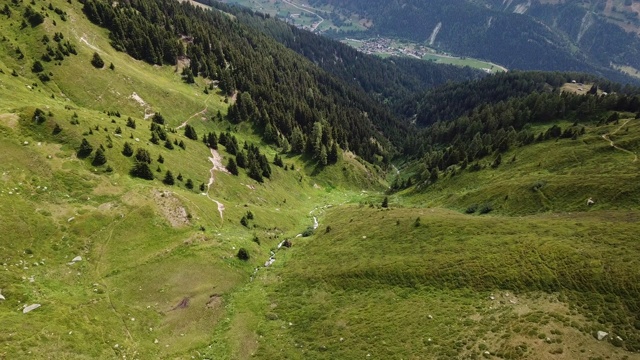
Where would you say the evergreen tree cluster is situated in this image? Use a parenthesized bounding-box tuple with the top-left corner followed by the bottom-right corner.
(82, 0, 402, 163)
(404, 79, 640, 187)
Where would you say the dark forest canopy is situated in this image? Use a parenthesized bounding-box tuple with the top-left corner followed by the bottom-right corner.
(307, 0, 640, 85)
(82, 0, 412, 163)
(212, 2, 483, 108)
(81, 0, 640, 176)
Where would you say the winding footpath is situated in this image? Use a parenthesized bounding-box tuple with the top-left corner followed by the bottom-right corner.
(205, 148, 228, 222)
(176, 95, 211, 130)
(601, 119, 638, 162)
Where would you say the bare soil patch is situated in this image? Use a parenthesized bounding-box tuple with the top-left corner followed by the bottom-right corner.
(0, 113, 19, 129)
(206, 294, 222, 309)
(153, 190, 190, 227)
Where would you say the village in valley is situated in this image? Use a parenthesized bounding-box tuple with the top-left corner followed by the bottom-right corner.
(340, 37, 507, 74)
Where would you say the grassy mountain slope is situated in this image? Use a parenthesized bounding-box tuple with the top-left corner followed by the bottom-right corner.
(251, 206, 640, 359)
(0, 0, 378, 357)
(227, 84, 640, 359)
(404, 116, 640, 215)
(2, 0, 640, 359)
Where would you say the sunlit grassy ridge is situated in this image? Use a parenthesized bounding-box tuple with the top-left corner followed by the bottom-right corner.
(250, 206, 640, 359)
(401, 116, 640, 215)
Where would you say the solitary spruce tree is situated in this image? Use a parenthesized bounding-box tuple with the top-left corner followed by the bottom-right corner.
(122, 142, 133, 157)
(92, 147, 107, 166)
(163, 170, 175, 185)
(91, 52, 104, 68)
(77, 138, 93, 158)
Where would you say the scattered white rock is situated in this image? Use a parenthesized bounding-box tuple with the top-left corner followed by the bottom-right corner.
(154, 339, 159, 344)
(0, 294, 5, 300)
(23, 304, 41, 313)
(264, 258, 276, 267)
(428, 315, 433, 319)
(484, 351, 490, 355)
(489, 296, 495, 300)
(339, 337, 344, 342)
(135, 138, 140, 142)
(67, 217, 75, 223)
(597, 331, 608, 341)
(114, 344, 119, 349)
(23, 141, 29, 146)
(71, 256, 82, 262)
(617, 335, 623, 342)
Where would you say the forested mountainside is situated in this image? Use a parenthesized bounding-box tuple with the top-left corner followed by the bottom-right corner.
(403, 71, 638, 127)
(397, 72, 640, 184)
(82, 0, 407, 162)
(209, 2, 483, 108)
(310, 0, 639, 84)
(487, 0, 640, 71)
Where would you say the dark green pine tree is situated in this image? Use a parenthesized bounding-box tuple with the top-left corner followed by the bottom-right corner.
(150, 131, 160, 145)
(247, 160, 263, 183)
(184, 124, 198, 140)
(135, 148, 151, 164)
(226, 157, 239, 175)
(31, 60, 44, 73)
(163, 170, 175, 185)
(273, 154, 284, 167)
(126, 117, 136, 129)
(236, 151, 247, 168)
(130, 161, 154, 180)
(77, 138, 93, 158)
(185, 178, 194, 189)
(206, 132, 218, 149)
(91, 52, 104, 68)
(92, 147, 107, 166)
(122, 142, 133, 157)
(381, 196, 389, 208)
(328, 142, 339, 164)
(152, 113, 165, 125)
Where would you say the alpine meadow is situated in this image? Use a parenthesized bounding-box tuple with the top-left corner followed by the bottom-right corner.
(1, 0, 640, 359)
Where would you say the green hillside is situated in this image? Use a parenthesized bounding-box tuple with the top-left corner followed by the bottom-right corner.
(0, 0, 377, 357)
(1, 0, 640, 358)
